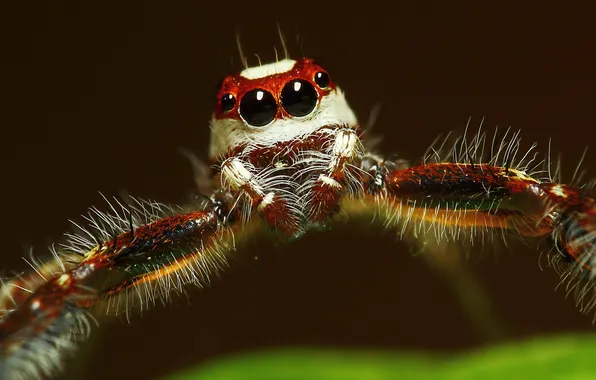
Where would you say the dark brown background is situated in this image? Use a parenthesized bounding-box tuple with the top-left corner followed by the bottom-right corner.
(1, 2, 595, 379)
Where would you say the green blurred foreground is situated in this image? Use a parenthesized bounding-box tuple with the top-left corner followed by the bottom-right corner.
(164, 335, 596, 380)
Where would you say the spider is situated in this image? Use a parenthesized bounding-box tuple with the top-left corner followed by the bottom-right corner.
(0, 54, 595, 380)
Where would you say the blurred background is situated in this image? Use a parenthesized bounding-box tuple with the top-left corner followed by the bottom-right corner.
(1, 1, 595, 379)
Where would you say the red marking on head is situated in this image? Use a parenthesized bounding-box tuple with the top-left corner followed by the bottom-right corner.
(214, 58, 335, 121)
(209, 130, 336, 167)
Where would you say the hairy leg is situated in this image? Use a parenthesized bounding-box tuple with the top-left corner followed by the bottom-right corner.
(0, 196, 246, 379)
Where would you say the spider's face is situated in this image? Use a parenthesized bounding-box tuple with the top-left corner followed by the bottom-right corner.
(209, 58, 358, 159)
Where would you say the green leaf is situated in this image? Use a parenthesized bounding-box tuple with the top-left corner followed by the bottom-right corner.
(164, 335, 596, 380)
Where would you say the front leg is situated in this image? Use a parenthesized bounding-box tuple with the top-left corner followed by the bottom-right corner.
(0, 197, 240, 379)
(220, 157, 301, 237)
(346, 149, 596, 313)
(301, 127, 365, 224)
(355, 157, 576, 240)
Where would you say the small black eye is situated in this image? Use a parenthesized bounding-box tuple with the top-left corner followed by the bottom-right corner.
(280, 79, 318, 117)
(220, 93, 236, 112)
(239, 89, 277, 127)
(314, 72, 330, 88)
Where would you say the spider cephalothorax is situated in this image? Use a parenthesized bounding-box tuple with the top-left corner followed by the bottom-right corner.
(209, 57, 357, 156)
(1, 55, 595, 380)
(208, 58, 364, 237)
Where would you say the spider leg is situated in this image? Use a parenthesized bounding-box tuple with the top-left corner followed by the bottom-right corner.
(345, 155, 596, 308)
(219, 156, 302, 236)
(345, 154, 511, 340)
(0, 195, 251, 380)
(301, 127, 365, 224)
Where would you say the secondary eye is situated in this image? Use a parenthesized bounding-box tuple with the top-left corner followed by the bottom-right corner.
(239, 89, 277, 127)
(314, 71, 330, 88)
(220, 93, 236, 112)
(280, 79, 318, 117)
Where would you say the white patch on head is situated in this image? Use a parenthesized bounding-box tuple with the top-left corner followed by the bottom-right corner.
(209, 87, 358, 158)
(240, 59, 296, 80)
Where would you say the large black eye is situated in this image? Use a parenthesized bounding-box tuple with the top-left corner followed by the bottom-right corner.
(220, 93, 236, 112)
(314, 72, 330, 88)
(239, 89, 277, 127)
(280, 79, 318, 117)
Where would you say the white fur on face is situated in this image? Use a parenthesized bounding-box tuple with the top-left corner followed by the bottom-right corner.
(209, 87, 358, 159)
(239, 59, 296, 80)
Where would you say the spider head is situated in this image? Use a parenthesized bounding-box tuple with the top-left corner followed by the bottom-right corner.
(209, 58, 358, 159)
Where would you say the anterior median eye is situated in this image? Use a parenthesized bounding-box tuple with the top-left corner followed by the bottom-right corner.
(280, 79, 318, 117)
(239, 89, 277, 127)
